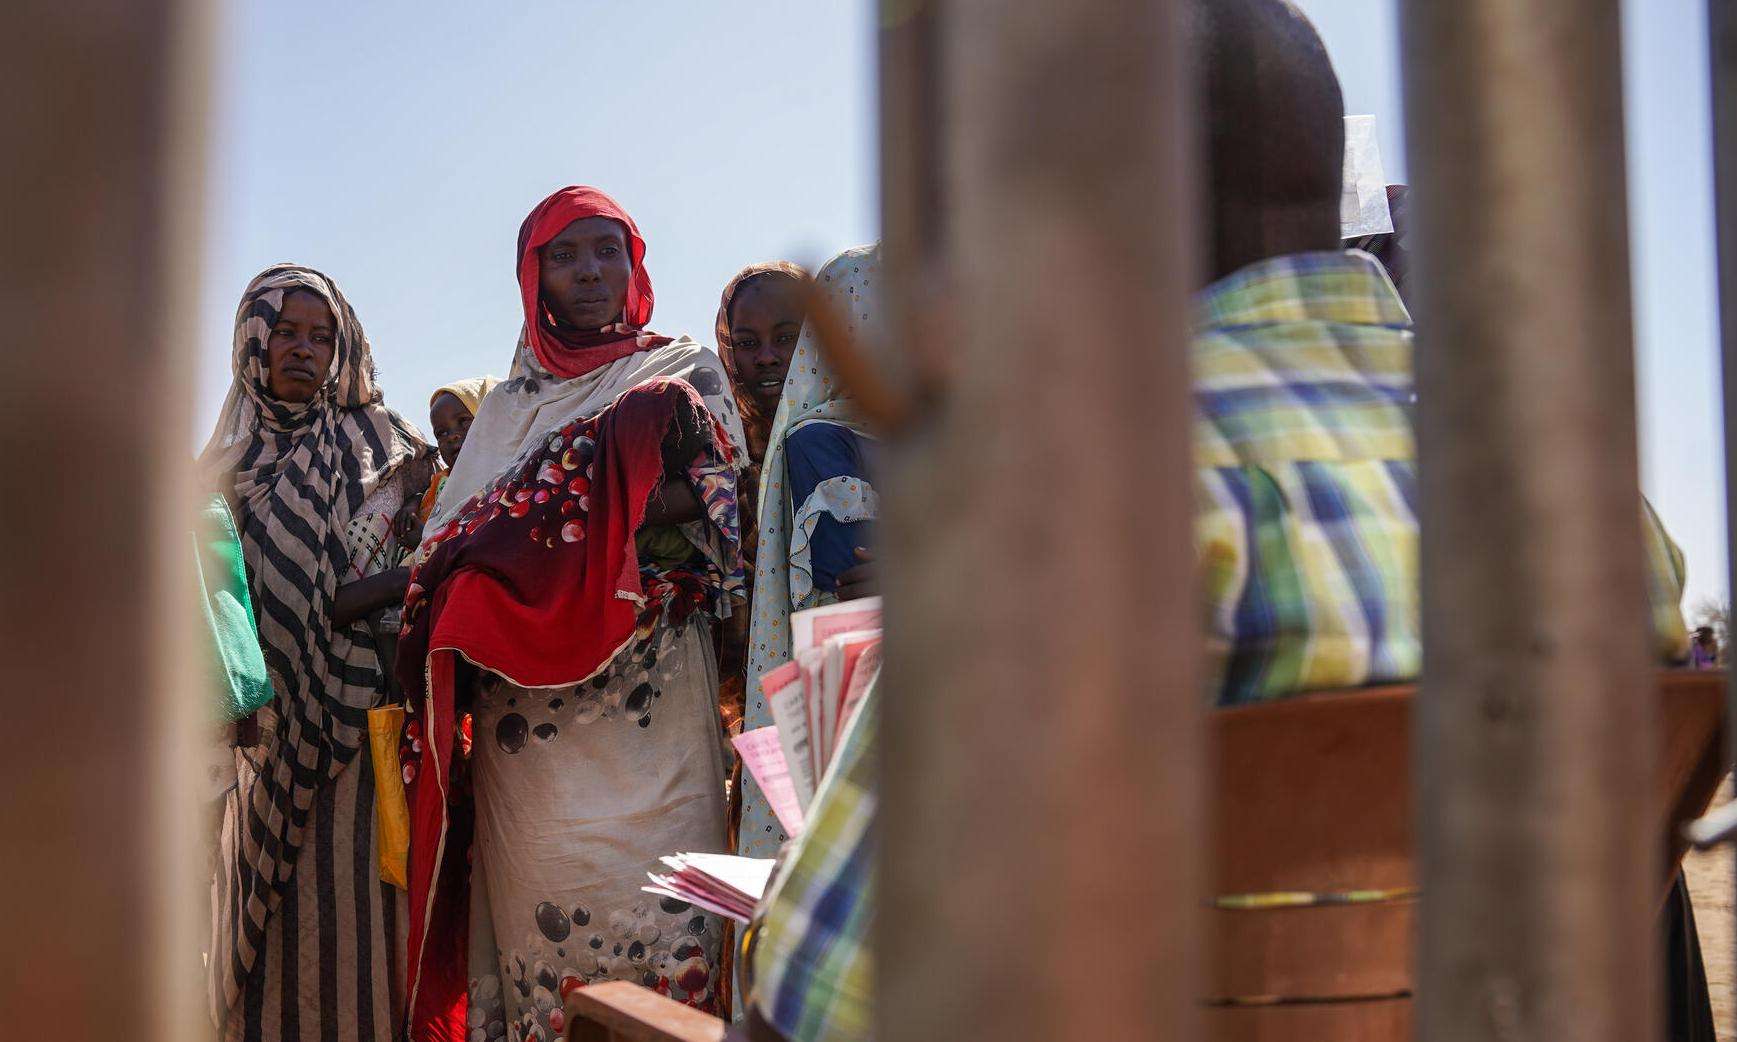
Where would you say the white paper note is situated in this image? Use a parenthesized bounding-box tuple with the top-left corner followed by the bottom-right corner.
(1341, 114, 1393, 239)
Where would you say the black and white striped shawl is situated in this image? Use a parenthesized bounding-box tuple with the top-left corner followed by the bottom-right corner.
(198, 264, 433, 1028)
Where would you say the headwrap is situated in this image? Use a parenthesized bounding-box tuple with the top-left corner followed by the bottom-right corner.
(429, 375, 502, 418)
(425, 187, 743, 534)
(714, 261, 809, 467)
(197, 263, 434, 1027)
(517, 185, 664, 379)
(403, 192, 746, 1039)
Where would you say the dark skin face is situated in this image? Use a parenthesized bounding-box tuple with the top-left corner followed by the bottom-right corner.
(728, 275, 806, 415)
(539, 216, 632, 331)
(266, 290, 336, 402)
(430, 392, 475, 468)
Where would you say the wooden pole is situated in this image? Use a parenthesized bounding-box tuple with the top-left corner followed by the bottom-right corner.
(0, 1, 210, 1039)
(1708, 0, 1737, 999)
(1402, 2, 1658, 1040)
(876, 0, 1203, 1039)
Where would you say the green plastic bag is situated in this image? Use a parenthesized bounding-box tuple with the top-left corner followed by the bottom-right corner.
(196, 495, 273, 721)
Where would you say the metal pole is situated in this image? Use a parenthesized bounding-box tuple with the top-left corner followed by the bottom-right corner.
(1402, 3, 1658, 1041)
(1707, 0, 1737, 1005)
(876, 0, 1203, 1039)
(0, 1, 210, 1039)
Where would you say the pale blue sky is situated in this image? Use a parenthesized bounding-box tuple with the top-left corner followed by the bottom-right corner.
(195, 1, 878, 433)
(198, 0, 1727, 611)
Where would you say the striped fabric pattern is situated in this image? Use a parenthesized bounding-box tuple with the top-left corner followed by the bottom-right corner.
(220, 732, 406, 1042)
(1195, 250, 1686, 704)
(752, 686, 877, 1042)
(199, 264, 433, 1034)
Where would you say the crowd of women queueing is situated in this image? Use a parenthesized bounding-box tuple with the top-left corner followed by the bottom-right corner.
(197, 185, 878, 1042)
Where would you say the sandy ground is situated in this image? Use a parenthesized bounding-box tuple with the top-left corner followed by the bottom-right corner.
(1685, 779, 1735, 1041)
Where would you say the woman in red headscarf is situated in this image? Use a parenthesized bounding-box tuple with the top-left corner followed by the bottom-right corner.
(401, 187, 747, 1041)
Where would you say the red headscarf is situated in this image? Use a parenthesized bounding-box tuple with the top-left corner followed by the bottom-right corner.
(517, 186, 666, 379)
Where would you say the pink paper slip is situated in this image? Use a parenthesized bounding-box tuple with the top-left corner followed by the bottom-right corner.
(733, 726, 805, 836)
(761, 662, 815, 810)
(792, 597, 883, 657)
(836, 637, 882, 744)
(821, 631, 881, 767)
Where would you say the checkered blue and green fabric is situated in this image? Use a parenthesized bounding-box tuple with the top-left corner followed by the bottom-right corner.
(1196, 250, 1687, 704)
(749, 687, 877, 1041)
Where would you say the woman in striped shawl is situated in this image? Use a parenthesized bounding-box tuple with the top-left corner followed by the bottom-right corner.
(200, 263, 437, 1041)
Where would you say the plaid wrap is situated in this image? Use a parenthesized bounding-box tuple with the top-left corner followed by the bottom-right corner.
(750, 688, 877, 1041)
(1196, 250, 1685, 704)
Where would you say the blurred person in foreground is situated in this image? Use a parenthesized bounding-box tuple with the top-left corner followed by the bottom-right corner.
(716, 2, 1701, 1040)
(1188, 1, 1702, 1037)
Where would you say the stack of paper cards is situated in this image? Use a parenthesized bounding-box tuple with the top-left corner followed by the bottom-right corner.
(642, 852, 776, 925)
(733, 598, 883, 840)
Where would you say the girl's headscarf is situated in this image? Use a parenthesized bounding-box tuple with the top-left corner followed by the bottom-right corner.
(430, 375, 502, 418)
(197, 263, 434, 1026)
(517, 185, 666, 379)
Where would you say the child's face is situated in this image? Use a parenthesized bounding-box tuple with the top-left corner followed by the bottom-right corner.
(431, 393, 475, 467)
(728, 276, 806, 415)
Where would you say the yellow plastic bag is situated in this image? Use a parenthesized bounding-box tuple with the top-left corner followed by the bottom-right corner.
(368, 706, 410, 890)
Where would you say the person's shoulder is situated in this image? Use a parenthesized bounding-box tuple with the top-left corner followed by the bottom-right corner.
(636, 334, 734, 404)
(641, 334, 729, 378)
(786, 422, 864, 471)
(648, 334, 720, 364)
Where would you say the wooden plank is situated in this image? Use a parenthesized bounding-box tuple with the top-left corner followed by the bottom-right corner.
(1207, 673, 1723, 1013)
(1657, 672, 1729, 871)
(1213, 687, 1415, 895)
(876, 0, 1202, 1040)
(564, 981, 727, 1042)
(0, 0, 210, 1039)
(1210, 901, 1416, 1003)
(1207, 996, 1412, 1042)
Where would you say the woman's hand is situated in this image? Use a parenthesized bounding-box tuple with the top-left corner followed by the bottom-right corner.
(835, 546, 878, 601)
(393, 498, 425, 552)
(333, 566, 412, 628)
(640, 477, 704, 528)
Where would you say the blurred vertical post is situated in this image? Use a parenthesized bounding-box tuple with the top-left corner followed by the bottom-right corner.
(1402, 3, 1658, 1041)
(0, 1, 210, 1040)
(876, 0, 1202, 1039)
(1710, 0, 1737, 991)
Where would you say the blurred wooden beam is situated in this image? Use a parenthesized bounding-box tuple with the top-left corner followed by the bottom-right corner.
(1402, 2, 1658, 1040)
(876, 0, 1202, 1039)
(1707, 0, 1737, 998)
(0, 1, 210, 1039)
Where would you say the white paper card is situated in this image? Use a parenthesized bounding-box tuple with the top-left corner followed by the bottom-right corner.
(1341, 114, 1393, 239)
